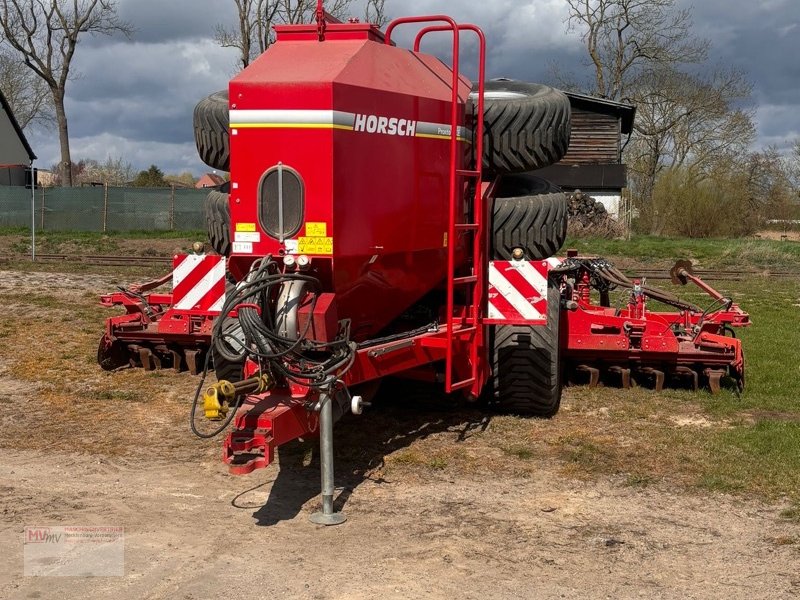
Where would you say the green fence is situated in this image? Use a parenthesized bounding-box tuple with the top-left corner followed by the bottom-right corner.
(0, 185, 209, 232)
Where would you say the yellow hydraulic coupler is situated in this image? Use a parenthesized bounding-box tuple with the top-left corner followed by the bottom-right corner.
(203, 374, 272, 421)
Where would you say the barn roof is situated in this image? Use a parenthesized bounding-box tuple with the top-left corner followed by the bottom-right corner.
(0, 88, 36, 162)
(564, 91, 636, 135)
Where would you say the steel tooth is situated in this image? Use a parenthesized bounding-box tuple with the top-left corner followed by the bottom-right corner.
(608, 366, 632, 389)
(170, 349, 184, 373)
(705, 369, 725, 394)
(638, 367, 665, 392)
(675, 366, 699, 391)
(185, 349, 201, 375)
(575, 364, 600, 387)
(138, 347, 154, 371)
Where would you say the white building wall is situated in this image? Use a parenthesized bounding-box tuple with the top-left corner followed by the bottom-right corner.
(583, 191, 621, 219)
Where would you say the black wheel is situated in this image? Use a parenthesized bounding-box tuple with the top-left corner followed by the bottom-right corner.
(204, 190, 231, 256)
(211, 346, 244, 383)
(492, 174, 568, 260)
(488, 281, 562, 417)
(194, 90, 230, 172)
(211, 318, 245, 383)
(475, 79, 571, 175)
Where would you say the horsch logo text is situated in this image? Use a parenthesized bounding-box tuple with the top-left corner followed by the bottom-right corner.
(353, 113, 417, 137)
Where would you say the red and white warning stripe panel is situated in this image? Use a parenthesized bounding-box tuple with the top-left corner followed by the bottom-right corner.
(486, 258, 561, 325)
(171, 254, 226, 313)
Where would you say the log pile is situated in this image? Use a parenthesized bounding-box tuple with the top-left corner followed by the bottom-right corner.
(568, 189, 610, 227)
(567, 189, 625, 238)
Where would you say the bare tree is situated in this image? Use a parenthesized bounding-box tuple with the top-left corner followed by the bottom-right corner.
(0, 0, 131, 186)
(76, 156, 135, 186)
(562, 0, 757, 221)
(563, 0, 708, 101)
(0, 49, 53, 131)
(626, 65, 754, 205)
(364, 0, 388, 27)
(792, 139, 800, 192)
(215, 0, 280, 70)
(217, 0, 356, 69)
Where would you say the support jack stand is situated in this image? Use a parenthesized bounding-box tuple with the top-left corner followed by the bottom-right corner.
(309, 391, 347, 526)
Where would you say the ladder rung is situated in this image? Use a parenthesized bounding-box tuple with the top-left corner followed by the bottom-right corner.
(452, 275, 477, 285)
(455, 223, 478, 231)
(456, 169, 480, 178)
(453, 326, 477, 336)
(450, 378, 476, 391)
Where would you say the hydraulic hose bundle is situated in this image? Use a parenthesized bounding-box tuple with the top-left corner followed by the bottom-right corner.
(555, 257, 702, 313)
(213, 257, 357, 390)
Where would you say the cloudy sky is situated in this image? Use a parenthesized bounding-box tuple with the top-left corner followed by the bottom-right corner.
(24, 0, 800, 176)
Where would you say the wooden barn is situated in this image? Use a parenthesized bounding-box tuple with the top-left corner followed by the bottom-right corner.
(536, 92, 636, 218)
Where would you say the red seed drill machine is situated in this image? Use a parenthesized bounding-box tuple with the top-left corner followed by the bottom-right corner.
(98, 2, 749, 524)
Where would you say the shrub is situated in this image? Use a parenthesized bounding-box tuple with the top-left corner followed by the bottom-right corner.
(640, 167, 758, 237)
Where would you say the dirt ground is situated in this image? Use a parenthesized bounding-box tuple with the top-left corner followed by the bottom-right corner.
(1, 269, 798, 599)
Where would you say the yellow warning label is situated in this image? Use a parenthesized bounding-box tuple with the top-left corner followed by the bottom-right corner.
(298, 237, 333, 255)
(305, 222, 327, 237)
(236, 222, 257, 232)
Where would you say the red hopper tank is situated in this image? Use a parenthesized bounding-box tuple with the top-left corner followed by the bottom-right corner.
(227, 21, 472, 340)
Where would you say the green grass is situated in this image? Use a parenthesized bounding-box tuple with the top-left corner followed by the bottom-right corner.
(567, 273, 800, 503)
(571, 245, 800, 496)
(701, 421, 800, 499)
(565, 235, 800, 271)
(619, 275, 800, 501)
(501, 444, 535, 460)
(675, 279, 800, 416)
(781, 505, 800, 522)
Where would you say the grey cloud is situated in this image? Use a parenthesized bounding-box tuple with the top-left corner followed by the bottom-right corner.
(24, 0, 800, 176)
(118, 0, 232, 44)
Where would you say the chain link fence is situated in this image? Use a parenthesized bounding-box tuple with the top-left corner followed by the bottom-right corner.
(0, 185, 209, 232)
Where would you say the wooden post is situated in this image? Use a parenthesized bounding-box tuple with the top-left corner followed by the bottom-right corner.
(40, 186, 45, 231)
(169, 185, 176, 230)
(102, 183, 109, 233)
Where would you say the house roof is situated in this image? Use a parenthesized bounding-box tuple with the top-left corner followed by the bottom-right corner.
(564, 91, 636, 135)
(0, 88, 36, 161)
(196, 172, 226, 188)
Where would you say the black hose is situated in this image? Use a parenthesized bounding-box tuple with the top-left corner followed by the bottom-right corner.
(212, 256, 357, 390)
(556, 258, 702, 313)
(189, 351, 242, 439)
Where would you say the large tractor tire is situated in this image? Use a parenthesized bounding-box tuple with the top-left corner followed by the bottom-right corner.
(211, 314, 245, 383)
(475, 79, 571, 175)
(211, 345, 245, 384)
(204, 190, 231, 256)
(492, 174, 568, 261)
(488, 281, 562, 417)
(194, 90, 230, 172)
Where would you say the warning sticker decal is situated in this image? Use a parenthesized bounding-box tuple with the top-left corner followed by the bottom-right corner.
(298, 237, 333, 255)
(305, 222, 327, 237)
